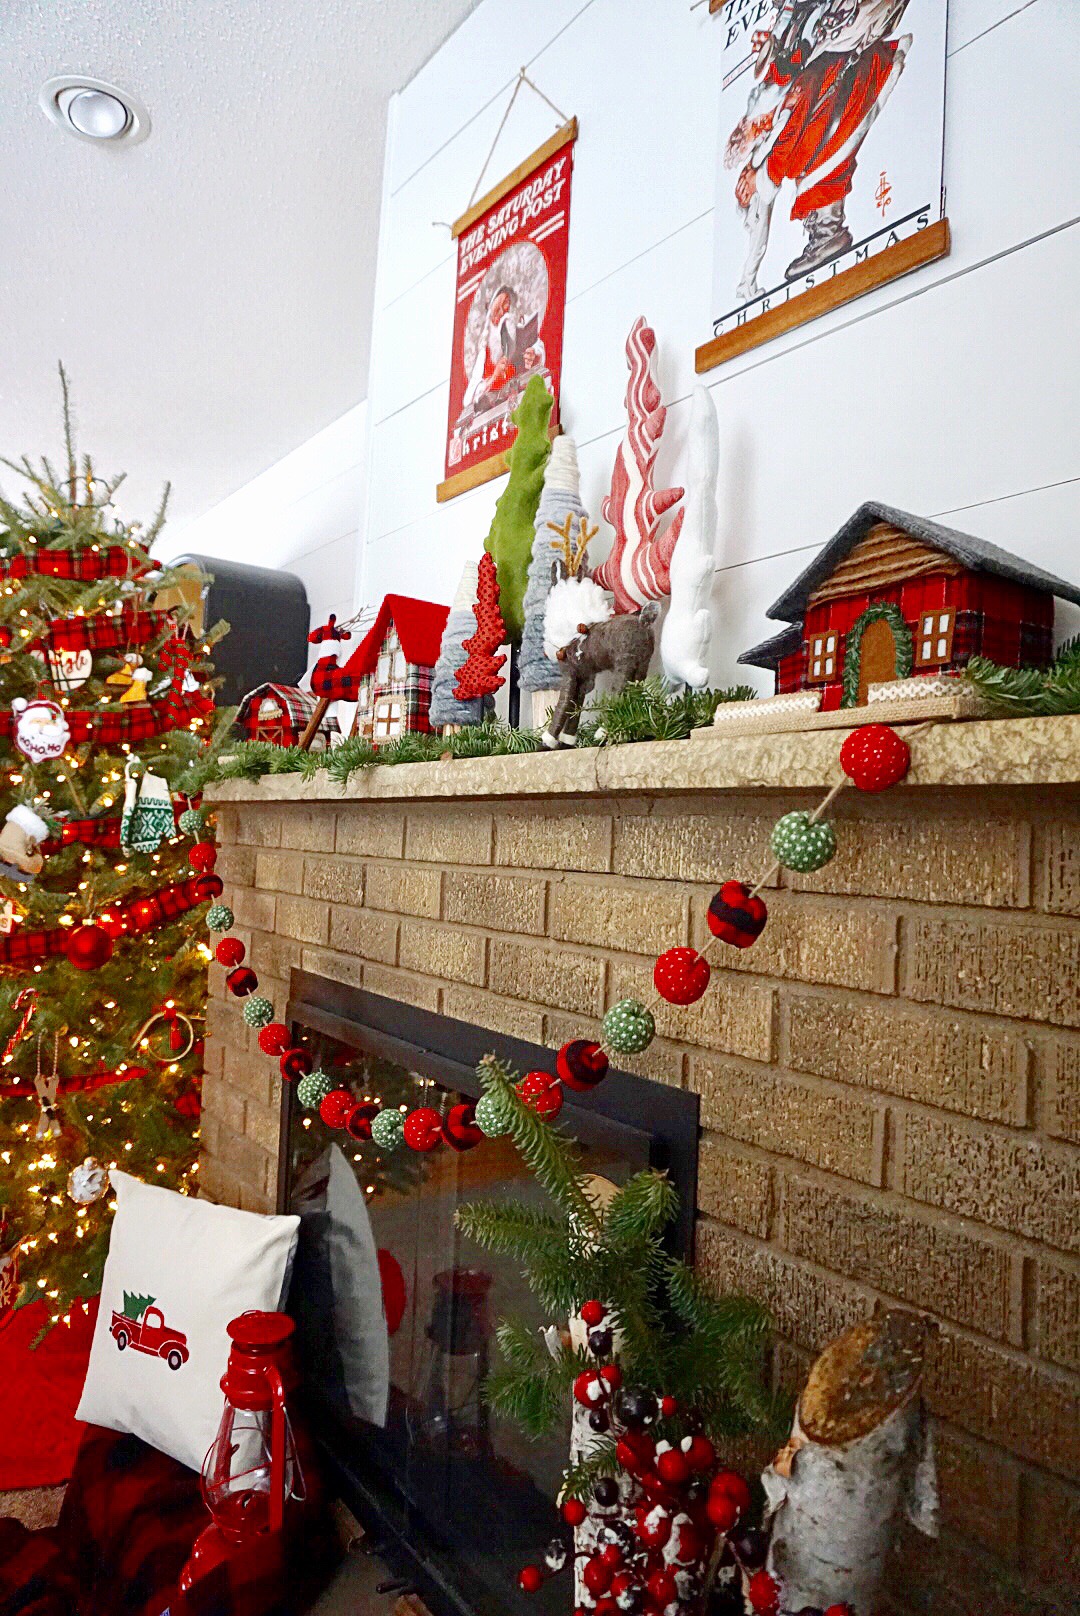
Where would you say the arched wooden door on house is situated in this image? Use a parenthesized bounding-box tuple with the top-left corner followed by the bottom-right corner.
(856, 616, 898, 703)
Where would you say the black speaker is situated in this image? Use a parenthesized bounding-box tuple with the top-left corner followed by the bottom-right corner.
(165, 554, 311, 707)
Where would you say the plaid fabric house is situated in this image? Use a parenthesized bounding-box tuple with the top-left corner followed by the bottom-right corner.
(235, 683, 340, 748)
(309, 595, 449, 742)
(740, 503, 1080, 710)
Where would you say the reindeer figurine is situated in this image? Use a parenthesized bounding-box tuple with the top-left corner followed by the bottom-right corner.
(540, 515, 659, 750)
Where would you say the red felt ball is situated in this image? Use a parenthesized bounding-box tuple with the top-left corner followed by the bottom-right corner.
(319, 1088, 357, 1129)
(583, 1557, 613, 1597)
(682, 1435, 715, 1474)
(257, 1022, 290, 1056)
(706, 1491, 739, 1532)
(561, 1498, 587, 1527)
(839, 722, 911, 792)
(518, 1565, 544, 1594)
(580, 1299, 606, 1328)
(65, 923, 113, 971)
(193, 872, 224, 901)
(442, 1101, 483, 1151)
(710, 1471, 752, 1518)
(517, 1070, 563, 1119)
(656, 1447, 690, 1486)
(556, 1039, 609, 1091)
(747, 1571, 780, 1613)
(188, 842, 217, 872)
(226, 966, 258, 997)
(706, 881, 768, 949)
(346, 1102, 380, 1141)
(215, 936, 245, 967)
(279, 1047, 313, 1082)
(653, 948, 710, 1005)
(403, 1107, 443, 1151)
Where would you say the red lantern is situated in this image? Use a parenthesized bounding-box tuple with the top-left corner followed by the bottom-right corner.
(176, 1313, 304, 1607)
(65, 923, 113, 971)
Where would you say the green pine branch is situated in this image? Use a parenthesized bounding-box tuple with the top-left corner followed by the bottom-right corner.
(964, 640, 1080, 717)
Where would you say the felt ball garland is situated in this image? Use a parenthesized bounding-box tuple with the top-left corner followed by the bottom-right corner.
(474, 1090, 512, 1137)
(241, 995, 275, 1030)
(770, 810, 837, 873)
(296, 1070, 333, 1110)
(602, 999, 656, 1054)
(178, 807, 205, 837)
(206, 903, 234, 932)
(370, 1108, 405, 1151)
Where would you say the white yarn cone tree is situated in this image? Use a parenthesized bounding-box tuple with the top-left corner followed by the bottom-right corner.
(660, 386, 718, 690)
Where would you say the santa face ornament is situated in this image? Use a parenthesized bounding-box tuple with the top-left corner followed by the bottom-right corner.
(12, 698, 71, 763)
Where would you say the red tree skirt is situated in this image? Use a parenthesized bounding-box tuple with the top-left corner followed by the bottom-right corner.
(0, 1297, 96, 1488)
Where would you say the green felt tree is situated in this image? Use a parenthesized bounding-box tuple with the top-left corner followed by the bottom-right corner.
(483, 375, 553, 642)
(456, 1057, 784, 1487)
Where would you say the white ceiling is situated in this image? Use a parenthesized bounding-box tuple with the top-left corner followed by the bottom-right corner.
(0, 0, 480, 534)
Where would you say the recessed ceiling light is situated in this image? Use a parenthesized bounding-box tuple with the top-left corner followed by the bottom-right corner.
(39, 75, 150, 145)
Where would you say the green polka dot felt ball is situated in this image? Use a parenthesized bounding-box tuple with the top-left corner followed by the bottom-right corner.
(371, 1109, 405, 1151)
(242, 996, 275, 1030)
(770, 811, 837, 874)
(602, 999, 656, 1055)
(474, 1090, 512, 1138)
(206, 903, 234, 932)
(179, 808, 205, 837)
(297, 1070, 333, 1111)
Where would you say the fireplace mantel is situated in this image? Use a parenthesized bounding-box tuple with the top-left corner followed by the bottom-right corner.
(202, 711, 1079, 1611)
(207, 713, 1080, 804)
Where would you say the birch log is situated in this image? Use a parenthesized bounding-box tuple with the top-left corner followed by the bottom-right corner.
(761, 1310, 938, 1614)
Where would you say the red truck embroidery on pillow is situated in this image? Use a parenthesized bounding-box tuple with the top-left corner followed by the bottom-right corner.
(110, 1291, 189, 1370)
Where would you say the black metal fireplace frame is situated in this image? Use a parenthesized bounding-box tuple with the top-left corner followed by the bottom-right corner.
(278, 970, 701, 1616)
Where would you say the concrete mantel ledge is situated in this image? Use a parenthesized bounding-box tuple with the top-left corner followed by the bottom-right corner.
(204, 713, 1080, 806)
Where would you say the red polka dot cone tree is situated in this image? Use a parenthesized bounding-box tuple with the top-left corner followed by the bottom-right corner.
(453, 551, 507, 702)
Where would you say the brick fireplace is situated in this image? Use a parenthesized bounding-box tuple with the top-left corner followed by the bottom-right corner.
(203, 716, 1079, 1613)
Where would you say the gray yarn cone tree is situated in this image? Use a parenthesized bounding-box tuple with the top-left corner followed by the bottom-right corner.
(429, 559, 493, 728)
(519, 434, 590, 694)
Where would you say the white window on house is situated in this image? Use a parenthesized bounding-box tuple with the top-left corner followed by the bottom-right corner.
(393, 648, 408, 680)
(807, 631, 839, 684)
(373, 698, 404, 740)
(915, 608, 955, 668)
(355, 679, 373, 712)
(376, 653, 391, 684)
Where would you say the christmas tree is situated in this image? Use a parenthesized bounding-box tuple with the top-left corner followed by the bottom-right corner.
(453, 552, 507, 701)
(483, 375, 553, 643)
(0, 369, 226, 1334)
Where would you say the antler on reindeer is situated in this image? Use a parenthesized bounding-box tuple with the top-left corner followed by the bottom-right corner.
(591, 317, 684, 614)
(547, 513, 598, 579)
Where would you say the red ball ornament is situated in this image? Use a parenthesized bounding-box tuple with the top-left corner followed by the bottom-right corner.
(226, 967, 258, 997)
(280, 1047, 313, 1082)
(188, 842, 217, 872)
(573, 1370, 606, 1408)
(215, 936, 245, 967)
(839, 723, 911, 792)
(706, 1491, 738, 1532)
(561, 1497, 587, 1527)
(746, 1571, 780, 1613)
(710, 1471, 751, 1519)
(669, 1515, 705, 1565)
(257, 1022, 290, 1056)
(130, 897, 160, 932)
(442, 1101, 483, 1151)
(518, 1566, 544, 1594)
(319, 1088, 357, 1129)
(65, 923, 113, 971)
(659, 1394, 677, 1418)
(556, 1040, 609, 1091)
(517, 1070, 563, 1119)
(646, 1570, 676, 1606)
(824, 1607, 855, 1616)
(583, 1556, 613, 1597)
(97, 908, 124, 938)
(599, 1544, 623, 1570)
(193, 873, 224, 901)
(580, 1299, 606, 1328)
(346, 1102, 380, 1141)
(655, 1447, 690, 1486)
(653, 948, 710, 1005)
(616, 1431, 655, 1475)
(706, 881, 768, 949)
(403, 1107, 443, 1151)
(635, 1505, 671, 1549)
(599, 1364, 622, 1393)
(682, 1435, 715, 1474)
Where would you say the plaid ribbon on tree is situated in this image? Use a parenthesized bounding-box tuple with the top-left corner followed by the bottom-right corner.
(0, 690, 211, 747)
(40, 817, 123, 855)
(0, 545, 148, 582)
(43, 607, 172, 655)
(0, 876, 205, 968)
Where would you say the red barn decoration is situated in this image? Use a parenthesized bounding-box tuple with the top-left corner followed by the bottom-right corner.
(235, 683, 339, 749)
(713, 503, 1080, 734)
(310, 594, 449, 742)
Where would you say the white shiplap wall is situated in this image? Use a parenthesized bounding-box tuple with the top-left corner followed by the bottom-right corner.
(159, 403, 367, 672)
(359, 0, 1080, 690)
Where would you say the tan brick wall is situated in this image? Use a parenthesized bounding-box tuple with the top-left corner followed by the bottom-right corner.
(202, 782, 1080, 1612)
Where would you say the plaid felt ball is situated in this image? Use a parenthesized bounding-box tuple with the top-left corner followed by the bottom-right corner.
(556, 1040, 610, 1091)
(602, 999, 656, 1054)
(296, 1070, 333, 1110)
(279, 1046, 313, 1082)
(442, 1101, 484, 1151)
(206, 903, 234, 932)
(226, 966, 258, 997)
(371, 1108, 405, 1151)
(193, 873, 224, 902)
(241, 996, 275, 1030)
(706, 883, 767, 949)
(770, 811, 837, 873)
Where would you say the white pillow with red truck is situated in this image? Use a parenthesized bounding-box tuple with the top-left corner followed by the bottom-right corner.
(77, 1170, 299, 1473)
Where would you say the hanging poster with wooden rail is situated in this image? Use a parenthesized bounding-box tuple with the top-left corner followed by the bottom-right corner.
(437, 119, 576, 504)
(697, 1, 950, 374)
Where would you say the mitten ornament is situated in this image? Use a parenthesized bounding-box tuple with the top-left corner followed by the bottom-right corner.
(0, 805, 49, 882)
(770, 811, 837, 873)
(839, 723, 911, 792)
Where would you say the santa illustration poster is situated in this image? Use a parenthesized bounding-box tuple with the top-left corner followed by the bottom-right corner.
(699, 1, 948, 370)
(438, 120, 576, 502)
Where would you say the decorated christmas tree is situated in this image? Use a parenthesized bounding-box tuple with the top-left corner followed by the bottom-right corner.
(0, 370, 225, 1333)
